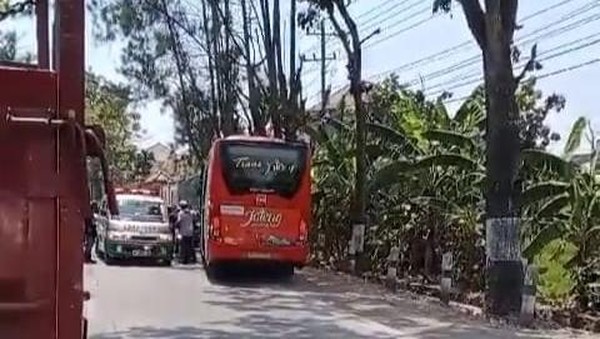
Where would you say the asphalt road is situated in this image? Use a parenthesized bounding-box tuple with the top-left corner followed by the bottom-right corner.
(85, 260, 593, 339)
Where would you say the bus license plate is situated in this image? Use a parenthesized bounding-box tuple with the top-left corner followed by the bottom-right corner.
(133, 250, 151, 257)
(247, 252, 271, 259)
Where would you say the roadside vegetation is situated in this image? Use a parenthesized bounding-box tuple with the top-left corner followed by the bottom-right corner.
(2, 0, 597, 328)
(309, 75, 599, 318)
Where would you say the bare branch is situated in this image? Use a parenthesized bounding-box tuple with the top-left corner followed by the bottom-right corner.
(325, 7, 352, 57)
(458, 0, 486, 49)
(515, 44, 538, 85)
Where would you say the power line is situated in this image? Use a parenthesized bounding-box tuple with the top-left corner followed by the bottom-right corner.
(356, 0, 409, 26)
(366, 0, 595, 80)
(301, 0, 420, 56)
(425, 37, 600, 97)
(359, 0, 425, 34)
(519, 0, 579, 21)
(363, 12, 432, 49)
(322, 0, 599, 99)
(406, 12, 600, 88)
(443, 58, 600, 104)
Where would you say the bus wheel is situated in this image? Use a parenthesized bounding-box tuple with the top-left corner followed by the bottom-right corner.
(206, 263, 224, 280)
(279, 264, 294, 279)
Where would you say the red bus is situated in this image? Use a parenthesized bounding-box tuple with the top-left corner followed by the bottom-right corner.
(200, 136, 311, 276)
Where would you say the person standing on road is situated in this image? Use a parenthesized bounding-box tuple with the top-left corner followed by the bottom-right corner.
(168, 205, 179, 260)
(175, 200, 195, 264)
(84, 201, 99, 264)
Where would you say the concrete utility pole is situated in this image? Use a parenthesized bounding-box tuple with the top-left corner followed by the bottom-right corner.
(301, 19, 337, 116)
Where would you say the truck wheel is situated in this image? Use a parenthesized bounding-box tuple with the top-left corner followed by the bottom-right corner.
(82, 318, 88, 339)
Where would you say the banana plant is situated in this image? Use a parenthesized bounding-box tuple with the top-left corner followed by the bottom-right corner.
(521, 117, 600, 309)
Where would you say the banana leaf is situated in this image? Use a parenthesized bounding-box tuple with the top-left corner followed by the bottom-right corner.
(521, 181, 570, 207)
(368, 160, 414, 192)
(415, 153, 481, 172)
(523, 222, 568, 259)
(423, 129, 476, 150)
(537, 193, 570, 218)
(366, 122, 422, 155)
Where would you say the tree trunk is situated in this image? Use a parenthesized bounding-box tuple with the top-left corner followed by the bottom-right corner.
(161, 0, 202, 159)
(221, 0, 235, 136)
(326, 2, 368, 275)
(285, 0, 298, 140)
(201, 0, 220, 137)
(482, 0, 523, 316)
(260, 0, 282, 138)
(240, 0, 264, 135)
(273, 0, 287, 137)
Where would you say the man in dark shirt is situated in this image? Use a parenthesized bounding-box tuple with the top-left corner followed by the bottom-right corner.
(84, 201, 99, 264)
(168, 205, 179, 260)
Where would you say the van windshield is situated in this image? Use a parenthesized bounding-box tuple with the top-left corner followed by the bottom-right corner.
(114, 197, 166, 223)
(220, 142, 307, 198)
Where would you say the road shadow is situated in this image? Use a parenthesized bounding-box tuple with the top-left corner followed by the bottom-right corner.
(90, 321, 390, 339)
(88, 265, 584, 339)
(196, 268, 565, 339)
(205, 262, 296, 288)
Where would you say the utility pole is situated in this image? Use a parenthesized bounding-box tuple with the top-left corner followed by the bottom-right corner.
(301, 20, 337, 116)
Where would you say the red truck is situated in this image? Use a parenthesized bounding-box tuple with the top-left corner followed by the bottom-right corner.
(0, 1, 117, 338)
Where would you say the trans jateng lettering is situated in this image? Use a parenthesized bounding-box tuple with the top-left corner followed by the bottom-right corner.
(233, 157, 297, 175)
(241, 209, 283, 228)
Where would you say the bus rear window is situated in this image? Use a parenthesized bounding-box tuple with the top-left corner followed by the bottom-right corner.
(220, 142, 307, 198)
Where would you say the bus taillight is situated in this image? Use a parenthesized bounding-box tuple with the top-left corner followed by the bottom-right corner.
(210, 217, 222, 240)
(299, 219, 307, 243)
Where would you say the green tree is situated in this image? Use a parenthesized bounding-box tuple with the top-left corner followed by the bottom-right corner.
(300, 0, 381, 273)
(85, 73, 141, 185)
(0, 0, 35, 61)
(434, 0, 532, 315)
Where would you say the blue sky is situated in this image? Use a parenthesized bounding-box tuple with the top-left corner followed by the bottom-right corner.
(4, 0, 599, 153)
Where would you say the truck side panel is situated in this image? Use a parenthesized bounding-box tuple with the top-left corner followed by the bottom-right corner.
(0, 70, 60, 338)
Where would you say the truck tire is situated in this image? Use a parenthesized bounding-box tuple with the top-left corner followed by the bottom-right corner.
(82, 318, 88, 338)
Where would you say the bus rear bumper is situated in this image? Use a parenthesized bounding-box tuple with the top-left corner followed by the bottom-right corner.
(206, 241, 308, 267)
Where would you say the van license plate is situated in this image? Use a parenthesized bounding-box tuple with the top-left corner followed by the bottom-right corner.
(247, 252, 271, 259)
(132, 250, 151, 257)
